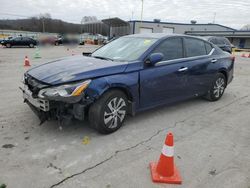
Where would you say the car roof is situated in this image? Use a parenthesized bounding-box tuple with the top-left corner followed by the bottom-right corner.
(124, 33, 205, 40)
(202, 36, 227, 40)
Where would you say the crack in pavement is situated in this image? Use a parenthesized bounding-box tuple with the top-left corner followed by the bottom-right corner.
(174, 95, 250, 143)
(49, 113, 197, 188)
(212, 95, 249, 112)
(49, 94, 249, 188)
(49, 128, 166, 188)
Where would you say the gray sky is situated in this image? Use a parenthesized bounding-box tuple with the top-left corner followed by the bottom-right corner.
(0, 0, 250, 29)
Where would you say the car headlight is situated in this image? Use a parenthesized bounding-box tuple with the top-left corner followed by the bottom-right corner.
(38, 80, 91, 98)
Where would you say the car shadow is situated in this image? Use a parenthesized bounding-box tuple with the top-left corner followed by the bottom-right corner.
(40, 96, 209, 137)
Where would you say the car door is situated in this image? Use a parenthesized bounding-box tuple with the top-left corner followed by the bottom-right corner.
(22, 37, 30, 46)
(13, 37, 22, 46)
(139, 37, 192, 109)
(19, 37, 26, 46)
(183, 37, 215, 96)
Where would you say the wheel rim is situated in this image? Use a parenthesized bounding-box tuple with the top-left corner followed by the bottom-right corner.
(213, 77, 225, 98)
(104, 97, 126, 129)
(30, 44, 34, 47)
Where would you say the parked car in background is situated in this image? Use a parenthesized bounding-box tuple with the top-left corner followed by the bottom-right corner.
(79, 40, 85, 45)
(21, 33, 234, 134)
(203, 36, 233, 53)
(55, 36, 79, 45)
(103, 37, 118, 45)
(38, 36, 58, 46)
(80, 33, 107, 45)
(1, 37, 37, 48)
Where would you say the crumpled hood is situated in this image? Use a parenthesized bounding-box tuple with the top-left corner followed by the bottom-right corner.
(27, 55, 128, 85)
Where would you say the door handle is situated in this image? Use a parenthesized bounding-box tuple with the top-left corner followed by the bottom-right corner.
(178, 67, 188, 72)
(211, 59, 217, 63)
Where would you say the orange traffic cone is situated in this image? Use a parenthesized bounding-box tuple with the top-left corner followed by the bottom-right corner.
(149, 132, 182, 184)
(24, 56, 31, 67)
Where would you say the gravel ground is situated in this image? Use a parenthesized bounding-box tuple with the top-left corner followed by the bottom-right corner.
(0, 46, 249, 188)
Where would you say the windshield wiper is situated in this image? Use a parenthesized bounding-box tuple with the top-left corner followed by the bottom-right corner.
(92, 56, 113, 61)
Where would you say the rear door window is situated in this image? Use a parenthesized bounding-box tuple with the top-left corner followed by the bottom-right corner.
(152, 37, 184, 61)
(184, 38, 207, 57)
(23, 37, 31, 41)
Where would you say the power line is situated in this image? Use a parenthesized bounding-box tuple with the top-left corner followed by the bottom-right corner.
(0, 12, 29, 18)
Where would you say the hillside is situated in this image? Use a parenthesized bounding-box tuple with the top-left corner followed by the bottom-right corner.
(0, 18, 82, 34)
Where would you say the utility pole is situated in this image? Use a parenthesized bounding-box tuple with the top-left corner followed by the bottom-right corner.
(213, 12, 216, 24)
(42, 18, 45, 32)
(141, 0, 144, 23)
(139, 0, 144, 29)
(131, 11, 134, 20)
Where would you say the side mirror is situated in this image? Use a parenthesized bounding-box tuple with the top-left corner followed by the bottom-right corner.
(146, 53, 164, 66)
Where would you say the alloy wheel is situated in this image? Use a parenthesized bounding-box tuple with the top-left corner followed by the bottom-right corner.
(104, 97, 127, 128)
(213, 77, 225, 98)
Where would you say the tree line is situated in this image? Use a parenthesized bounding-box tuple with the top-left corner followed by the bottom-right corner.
(0, 17, 82, 34)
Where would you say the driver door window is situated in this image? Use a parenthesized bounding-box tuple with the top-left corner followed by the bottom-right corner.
(152, 37, 184, 61)
(14, 37, 22, 45)
(14, 37, 21, 41)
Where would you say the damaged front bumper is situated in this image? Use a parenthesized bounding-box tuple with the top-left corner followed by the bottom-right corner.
(22, 84, 50, 111)
(20, 84, 89, 124)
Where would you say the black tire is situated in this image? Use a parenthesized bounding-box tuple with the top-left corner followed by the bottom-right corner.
(88, 90, 128, 134)
(29, 43, 34, 48)
(205, 73, 227, 101)
(6, 43, 11, 48)
(55, 42, 59, 46)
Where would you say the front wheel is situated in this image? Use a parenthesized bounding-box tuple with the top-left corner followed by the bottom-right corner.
(205, 73, 226, 101)
(29, 43, 34, 48)
(88, 90, 128, 134)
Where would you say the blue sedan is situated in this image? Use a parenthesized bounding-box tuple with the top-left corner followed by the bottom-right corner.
(21, 33, 234, 134)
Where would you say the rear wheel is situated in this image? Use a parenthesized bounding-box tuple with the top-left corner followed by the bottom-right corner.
(29, 43, 34, 48)
(6, 43, 11, 48)
(89, 90, 128, 134)
(205, 73, 226, 101)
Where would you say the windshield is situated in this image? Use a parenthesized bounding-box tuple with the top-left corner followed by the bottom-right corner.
(92, 37, 157, 61)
